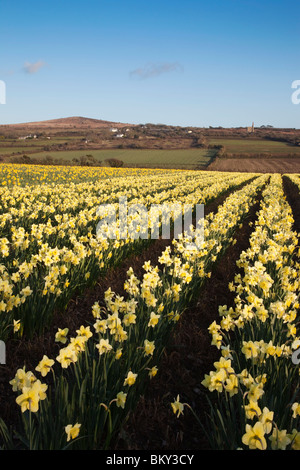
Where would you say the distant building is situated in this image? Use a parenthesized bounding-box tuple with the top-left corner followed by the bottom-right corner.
(247, 122, 254, 133)
(18, 134, 36, 140)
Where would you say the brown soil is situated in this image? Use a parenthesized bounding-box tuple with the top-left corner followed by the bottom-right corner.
(207, 157, 300, 174)
(282, 176, 300, 235)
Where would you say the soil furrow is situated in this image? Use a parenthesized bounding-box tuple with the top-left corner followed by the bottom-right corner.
(282, 175, 300, 235)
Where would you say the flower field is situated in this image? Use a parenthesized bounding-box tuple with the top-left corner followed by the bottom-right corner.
(0, 164, 299, 450)
(201, 174, 300, 450)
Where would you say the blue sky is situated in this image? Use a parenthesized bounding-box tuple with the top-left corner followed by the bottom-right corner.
(0, 0, 299, 128)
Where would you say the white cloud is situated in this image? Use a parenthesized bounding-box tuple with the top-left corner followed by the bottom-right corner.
(23, 60, 46, 74)
(130, 62, 184, 80)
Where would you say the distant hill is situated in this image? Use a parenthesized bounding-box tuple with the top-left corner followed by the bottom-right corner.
(0, 116, 137, 129)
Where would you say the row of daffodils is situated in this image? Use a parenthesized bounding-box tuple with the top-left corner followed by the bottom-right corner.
(0, 168, 257, 341)
(197, 174, 300, 450)
(0, 172, 268, 449)
(287, 173, 300, 193)
(0, 164, 177, 186)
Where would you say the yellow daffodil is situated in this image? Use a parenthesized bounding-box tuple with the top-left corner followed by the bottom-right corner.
(144, 339, 155, 356)
(242, 422, 267, 450)
(259, 407, 274, 434)
(56, 345, 78, 368)
(96, 338, 113, 355)
(65, 423, 81, 442)
(115, 391, 127, 409)
(16, 386, 40, 413)
(291, 402, 300, 419)
(171, 395, 184, 418)
(123, 371, 137, 387)
(55, 327, 69, 344)
(13, 319, 21, 333)
(244, 400, 262, 420)
(148, 311, 160, 328)
(35, 355, 55, 377)
(288, 429, 300, 450)
(149, 366, 158, 378)
(269, 428, 291, 450)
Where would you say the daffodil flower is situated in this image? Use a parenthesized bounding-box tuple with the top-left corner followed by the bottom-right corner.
(171, 395, 184, 418)
(65, 423, 81, 442)
(35, 355, 55, 377)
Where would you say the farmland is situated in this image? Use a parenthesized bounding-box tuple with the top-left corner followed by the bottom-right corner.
(1, 117, 300, 173)
(0, 163, 300, 450)
(208, 137, 300, 156)
(18, 148, 216, 169)
(207, 157, 300, 173)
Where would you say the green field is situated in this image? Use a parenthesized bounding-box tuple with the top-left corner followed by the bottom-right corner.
(208, 138, 300, 155)
(22, 148, 216, 169)
(0, 136, 84, 155)
(0, 147, 40, 155)
(4, 137, 300, 169)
